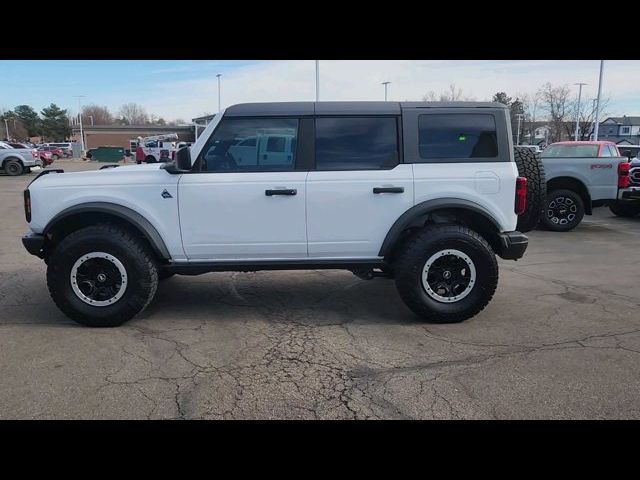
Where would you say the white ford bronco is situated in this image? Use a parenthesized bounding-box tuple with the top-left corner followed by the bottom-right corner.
(22, 101, 540, 327)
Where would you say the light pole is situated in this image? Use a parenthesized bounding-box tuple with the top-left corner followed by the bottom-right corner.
(593, 61, 605, 141)
(89, 115, 94, 126)
(381, 81, 390, 101)
(516, 113, 524, 145)
(574, 83, 587, 141)
(73, 95, 86, 152)
(3, 119, 9, 140)
(315, 60, 319, 101)
(590, 98, 597, 140)
(216, 74, 222, 113)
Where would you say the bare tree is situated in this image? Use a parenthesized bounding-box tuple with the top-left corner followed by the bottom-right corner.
(81, 104, 113, 125)
(538, 82, 572, 142)
(519, 91, 543, 145)
(564, 95, 611, 141)
(423, 84, 475, 102)
(118, 103, 149, 125)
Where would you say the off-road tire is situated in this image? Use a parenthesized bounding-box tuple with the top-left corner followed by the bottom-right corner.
(393, 224, 498, 324)
(609, 202, 640, 217)
(540, 188, 585, 232)
(514, 147, 546, 232)
(4, 159, 24, 176)
(47, 224, 159, 327)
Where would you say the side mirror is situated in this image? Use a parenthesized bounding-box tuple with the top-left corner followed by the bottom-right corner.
(176, 146, 192, 170)
(162, 146, 192, 174)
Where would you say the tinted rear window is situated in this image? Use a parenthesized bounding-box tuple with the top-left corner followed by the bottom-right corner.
(315, 117, 399, 170)
(418, 114, 498, 160)
(542, 144, 599, 157)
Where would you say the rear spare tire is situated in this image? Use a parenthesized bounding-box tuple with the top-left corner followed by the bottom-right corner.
(513, 147, 546, 232)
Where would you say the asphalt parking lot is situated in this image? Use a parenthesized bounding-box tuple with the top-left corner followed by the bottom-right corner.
(1, 159, 639, 419)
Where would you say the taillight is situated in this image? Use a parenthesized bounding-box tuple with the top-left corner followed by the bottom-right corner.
(618, 162, 630, 188)
(172, 151, 176, 161)
(24, 189, 31, 222)
(515, 176, 527, 215)
(32, 150, 38, 159)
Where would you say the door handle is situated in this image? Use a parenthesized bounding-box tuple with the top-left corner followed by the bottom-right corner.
(265, 189, 297, 196)
(373, 187, 404, 194)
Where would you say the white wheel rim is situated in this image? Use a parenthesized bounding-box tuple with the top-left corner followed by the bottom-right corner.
(421, 249, 476, 303)
(70, 252, 128, 306)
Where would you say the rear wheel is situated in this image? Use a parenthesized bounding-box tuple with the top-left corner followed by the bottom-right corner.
(609, 202, 640, 217)
(393, 224, 498, 324)
(513, 147, 546, 232)
(145, 155, 157, 164)
(47, 224, 159, 327)
(4, 159, 24, 176)
(540, 188, 585, 232)
(52, 154, 59, 160)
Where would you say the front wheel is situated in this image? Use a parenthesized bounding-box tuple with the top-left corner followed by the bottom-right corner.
(145, 155, 157, 164)
(540, 189, 585, 232)
(4, 159, 24, 176)
(47, 224, 159, 327)
(393, 224, 498, 324)
(609, 202, 640, 217)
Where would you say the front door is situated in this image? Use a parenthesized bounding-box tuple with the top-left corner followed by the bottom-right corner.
(179, 117, 308, 261)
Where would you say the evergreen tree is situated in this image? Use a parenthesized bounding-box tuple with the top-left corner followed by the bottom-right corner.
(40, 104, 71, 141)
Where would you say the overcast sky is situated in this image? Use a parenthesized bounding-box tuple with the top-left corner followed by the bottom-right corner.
(1, 60, 638, 121)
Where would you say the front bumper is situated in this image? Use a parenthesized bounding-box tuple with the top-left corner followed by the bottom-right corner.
(618, 186, 640, 203)
(22, 232, 45, 258)
(497, 231, 528, 260)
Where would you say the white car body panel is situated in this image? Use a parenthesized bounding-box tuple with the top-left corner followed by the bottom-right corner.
(178, 171, 308, 260)
(27, 165, 187, 261)
(306, 165, 414, 258)
(412, 162, 519, 232)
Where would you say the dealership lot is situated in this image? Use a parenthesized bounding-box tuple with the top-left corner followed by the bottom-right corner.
(1, 159, 639, 419)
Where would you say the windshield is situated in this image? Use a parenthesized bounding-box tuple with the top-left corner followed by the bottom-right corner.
(542, 144, 599, 158)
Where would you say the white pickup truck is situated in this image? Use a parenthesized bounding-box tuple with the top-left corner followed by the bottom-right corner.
(540, 141, 633, 230)
(0, 141, 41, 176)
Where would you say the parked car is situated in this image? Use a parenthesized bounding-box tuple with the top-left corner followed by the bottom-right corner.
(617, 145, 640, 161)
(518, 144, 543, 154)
(38, 150, 54, 166)
(0, 141, 41, 175)
(38, 146, 65, 160)
(46, 143, 74, 157)
(22, 101, 545, 327)
(539, 141, 633, 230)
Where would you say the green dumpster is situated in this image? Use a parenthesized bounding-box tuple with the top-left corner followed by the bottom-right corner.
(91, 146, 125, 162)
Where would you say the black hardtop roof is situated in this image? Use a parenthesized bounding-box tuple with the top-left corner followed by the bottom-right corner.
(224, 101, 506, 116)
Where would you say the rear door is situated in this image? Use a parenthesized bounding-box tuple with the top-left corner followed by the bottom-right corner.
(306, 116, 413, 258)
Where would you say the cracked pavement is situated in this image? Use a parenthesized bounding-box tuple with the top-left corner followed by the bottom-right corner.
(1, 160, 640, 419)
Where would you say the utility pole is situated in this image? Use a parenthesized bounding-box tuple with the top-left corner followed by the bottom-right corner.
(516, 114, 524, 145)
(315, 60, 320, 101)
(73, 95, 86, 152)
(574, 83, 587, 141)
(4, 119, 9, 140)
(593, 61, 604, 141)
(216, 74, 222, 113)
(381, 81, 390, 101)
(89, 115, 94, 126)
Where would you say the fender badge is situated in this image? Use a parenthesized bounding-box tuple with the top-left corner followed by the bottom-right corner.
(161, 189, 173, 199)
